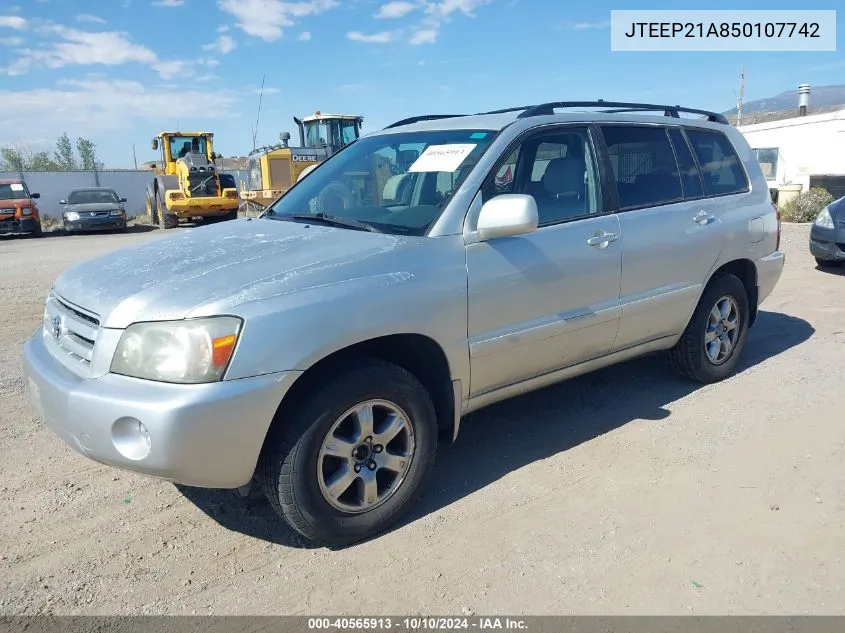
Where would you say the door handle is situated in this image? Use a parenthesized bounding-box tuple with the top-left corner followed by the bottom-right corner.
(587, 231, 619, 248)
(693, 210, 714, 225)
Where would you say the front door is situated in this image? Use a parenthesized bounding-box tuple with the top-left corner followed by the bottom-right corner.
(465, 125, 623, 397)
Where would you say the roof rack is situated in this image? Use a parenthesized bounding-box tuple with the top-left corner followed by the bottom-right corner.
(515, 100, 730, 124)
(383, 114, 466, 129)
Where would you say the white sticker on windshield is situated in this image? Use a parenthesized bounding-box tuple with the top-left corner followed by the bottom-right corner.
(10, 183, 23, 191)
(408, 144, 476, 173)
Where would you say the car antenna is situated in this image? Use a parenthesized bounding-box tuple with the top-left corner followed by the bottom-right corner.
(251, 74, 265, 153)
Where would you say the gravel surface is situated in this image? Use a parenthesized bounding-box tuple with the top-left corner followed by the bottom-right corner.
(0, 223, 842, 615)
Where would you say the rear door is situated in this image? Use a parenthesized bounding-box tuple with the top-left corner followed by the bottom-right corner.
(597, 123, 722, 351)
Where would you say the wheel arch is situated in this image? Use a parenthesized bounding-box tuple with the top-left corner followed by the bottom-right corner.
(705, 258, 759, 327)
(258, 332, 457, 465)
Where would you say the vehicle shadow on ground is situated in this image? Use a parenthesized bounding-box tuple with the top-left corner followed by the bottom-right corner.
(814, 263, 845, 276)
(14, 224, 161, 239)
(177, 310, 814, 549)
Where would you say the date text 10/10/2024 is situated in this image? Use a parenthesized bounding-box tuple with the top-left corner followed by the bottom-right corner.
(307, 618, 528, 630)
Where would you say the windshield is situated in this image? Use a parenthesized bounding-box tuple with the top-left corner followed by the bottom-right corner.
(169, 135, 208, 159)
(304, 121, 335, 148)
(264, 129, 497, 236)
(68, 189, 119, 204)
(0, 182, 29, 200)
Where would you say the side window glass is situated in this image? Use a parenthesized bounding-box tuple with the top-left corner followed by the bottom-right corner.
(669, 128, 704, 200)
(685, 129, 749, 196)
(600, 125, 683, 209)
(483, 128, 601, 225)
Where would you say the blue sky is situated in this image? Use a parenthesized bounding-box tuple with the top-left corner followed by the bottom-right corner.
(0, 0, 843, 168)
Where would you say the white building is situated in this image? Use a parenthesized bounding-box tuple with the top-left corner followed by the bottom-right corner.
(737, 109, 845, 200)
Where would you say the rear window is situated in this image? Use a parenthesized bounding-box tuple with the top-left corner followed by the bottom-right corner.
(684, 129, 749, 197)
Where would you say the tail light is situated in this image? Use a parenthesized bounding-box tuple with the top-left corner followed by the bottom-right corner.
(775, 204, 781, 251)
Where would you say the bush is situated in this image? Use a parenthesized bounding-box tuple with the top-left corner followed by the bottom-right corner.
(780, 187, 834, 223)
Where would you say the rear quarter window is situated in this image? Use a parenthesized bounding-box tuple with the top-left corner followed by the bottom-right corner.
(685, 129, 749, 197)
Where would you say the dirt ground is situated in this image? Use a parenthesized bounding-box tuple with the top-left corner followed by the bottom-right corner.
(0, 223, 842, 615)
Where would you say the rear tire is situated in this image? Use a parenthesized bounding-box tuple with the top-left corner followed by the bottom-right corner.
(670, 272, 750, 384)
(815, 257, 844, 268)
(258, 359, 438, 547)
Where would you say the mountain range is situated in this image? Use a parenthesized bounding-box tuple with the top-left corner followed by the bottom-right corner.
(723, 83, 845, 115)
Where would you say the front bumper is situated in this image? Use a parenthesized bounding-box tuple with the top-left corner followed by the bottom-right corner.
(64, 216, 126, 231)
(0, 217, 39, 235)
(756, 250, 786, 307)
(809, 224, 845, 261)
(23, 330, 300, 488)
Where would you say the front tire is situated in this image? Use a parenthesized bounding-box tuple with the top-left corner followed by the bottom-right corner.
(259, 359, 438, 547)
(670, 272, 750, 384)
(156, 191, 178, 229)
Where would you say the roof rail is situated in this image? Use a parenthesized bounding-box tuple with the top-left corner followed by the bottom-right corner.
(383, 114, 466, 129)
(516, 100, 730, 124)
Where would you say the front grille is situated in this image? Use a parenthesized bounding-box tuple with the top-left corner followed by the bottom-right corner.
(269, 157, 292, 189)
(187, 173, 219, 198)
(43, 293, 100, 374)
(0, 207, 15, 215)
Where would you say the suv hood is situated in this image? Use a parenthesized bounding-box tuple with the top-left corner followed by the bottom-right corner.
(52, 218, 410, 329)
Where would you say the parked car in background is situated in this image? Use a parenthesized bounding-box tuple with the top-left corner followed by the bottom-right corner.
(810, 196, 845, 267)
(61, 188, 128, 233)
(23, 100, 785, 547)
(0, 178, 42, 237)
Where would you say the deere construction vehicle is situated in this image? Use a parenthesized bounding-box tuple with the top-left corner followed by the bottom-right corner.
(145, 131, 240, 229)
(239, 112, 363, 213)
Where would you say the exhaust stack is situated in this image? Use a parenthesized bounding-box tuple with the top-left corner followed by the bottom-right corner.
(798, 83, 811, 116)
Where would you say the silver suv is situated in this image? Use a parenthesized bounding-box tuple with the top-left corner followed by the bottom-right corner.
(23, 101, 785, 546)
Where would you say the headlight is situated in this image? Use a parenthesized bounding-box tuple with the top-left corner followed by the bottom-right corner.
(21, 207, 33, 216)
(814, 206, 835, 229)
(110, 209, 123, 216)
(65, 211, 79, 221)
(111, 316, 242, 384)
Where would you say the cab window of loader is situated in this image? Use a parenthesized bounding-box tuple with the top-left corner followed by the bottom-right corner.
(168, 136, 207, 159)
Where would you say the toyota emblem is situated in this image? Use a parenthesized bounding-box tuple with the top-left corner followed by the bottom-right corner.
(51, 316, 62, 340)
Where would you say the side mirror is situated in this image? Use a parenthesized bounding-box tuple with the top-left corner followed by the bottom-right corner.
(151, 138, 159, 151)
(59, 199, 66, 205)
(476, 194, 539, 241)
(31, 192, 40, 199)
(119, 197, 127, 203)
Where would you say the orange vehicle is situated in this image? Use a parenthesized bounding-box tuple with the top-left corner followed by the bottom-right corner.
(0, 178, 42, 237)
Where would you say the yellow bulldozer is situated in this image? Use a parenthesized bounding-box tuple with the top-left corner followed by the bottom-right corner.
(239, 112, 364, 214)
(145, 131, 240, 229)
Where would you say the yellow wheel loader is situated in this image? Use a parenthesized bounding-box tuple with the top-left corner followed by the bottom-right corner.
(239, 112, 363, 214)
(145, 131, 240, 229)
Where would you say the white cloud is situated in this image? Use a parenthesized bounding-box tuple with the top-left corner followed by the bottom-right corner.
(375, 1, 418, 18)
(151, 0, 185, 6)
(0, 79, 242, 141)
(2, 26, 158, 76)
(152, 59, 195, 79)
(219, 0, 338, 42)
(0, 36, 24, 46)
(198, 57, 220, 67)
(76, 13, 107, 24)
(298, 30, 311, 41)
(217, 24, 229, 32)
(202, 33, 237, 54)
(0, 15, 28, 29)
(408, 28, 436, 44)
(564, 20, 610, 30)
(347, 30, 400, 43)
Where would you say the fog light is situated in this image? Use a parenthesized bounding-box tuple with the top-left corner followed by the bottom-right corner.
(112, 417, 151, 460)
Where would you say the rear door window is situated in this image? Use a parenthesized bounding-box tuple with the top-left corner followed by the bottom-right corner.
(600, 125, 683, 210)
(668, 128, 704, 200)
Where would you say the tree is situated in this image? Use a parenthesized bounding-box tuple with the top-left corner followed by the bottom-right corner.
(76, 137, 103, 171)
(53, 132, 78, 170)
(0, 146, 26, 172)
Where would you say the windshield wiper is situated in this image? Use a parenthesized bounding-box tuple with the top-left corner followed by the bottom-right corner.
(289, 212, 381, 233)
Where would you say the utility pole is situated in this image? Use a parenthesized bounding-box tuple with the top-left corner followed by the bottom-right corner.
(132, 144, 138, 170)
(736, 65, 745, 127)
